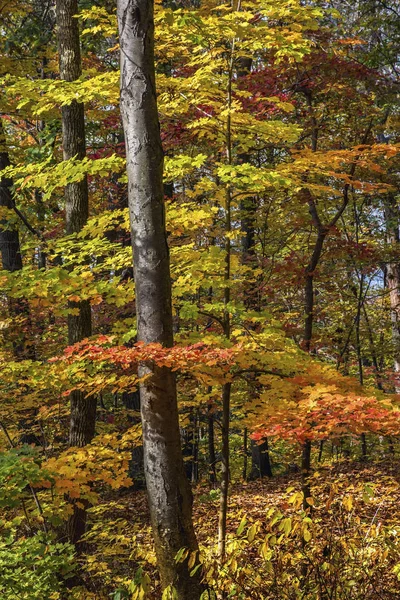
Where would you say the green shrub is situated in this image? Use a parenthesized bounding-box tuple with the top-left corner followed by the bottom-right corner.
(0, 533, 76, 599)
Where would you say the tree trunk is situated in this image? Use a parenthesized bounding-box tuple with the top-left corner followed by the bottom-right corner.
(218, 381, 231, 558)
(384, 194, 400, 392)
(208, 400, 217, 486)
(249, 438, 273, 479)
(117, 2, 202, 596)
(191, 409, 199, 484)
(0, 121, 36, 446)
(318, 440, 324, 462)
(301, 440, 312, 510)
(242, 428, 248, 480)
(361, 433, 368, 461)
(56, 0, 95, 548)
(301, 230, 325, 509)
(0, 136, 35, 357)
(303, 231, 326, 353)
(0, 128, 23, 274)
(122, 390, 145, 488)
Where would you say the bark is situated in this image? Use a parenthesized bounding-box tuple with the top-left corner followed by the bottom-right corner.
(303, 229, 327, 352)
(208, 401, 217, 486)
(0, 122, 37, 447)
(181, 410, 200, 483)
(56, 0, 95, 547)
(301, 440, 312, 510)
(191, 409, 199, 484)
(242, 427, 248, 480)
(318, 440, 324, 463)
(218, 381, 231, 558)
(354, 272, 368, 460)
(218, 189, 232, 558)
(301, 202, 329, 507)
(384, 194, 400, 391)
(362, 303, 383, 390)
(0, 122, 35, 363)
(117, 2, 202, 596)
(361, 433, 368, 461)
(249, 438, 273, 479)
(217, 56, 233, 556)
(0, 140, 23, 273)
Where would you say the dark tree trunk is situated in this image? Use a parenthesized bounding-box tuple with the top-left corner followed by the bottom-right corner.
(249, 438, 273, 479)
(361, 433, 368, 461)
(56, 0, 95, 547)
(301, 226, 327, 509)
(208, 401, 217, 486)
(301, 440, 312, 510)
(318, 440, 324, 462)
(242, 428, 248, 480)
(303, 230, 327, 353)
(117, 2, 202, 596)
(0, 136, 23, 273)
(0, 121, 36, 446)
(122, 390, 145, 488)
(0, 122, 35, 360)
(191, 410, 199, 484)
(218, 381, 231, 558)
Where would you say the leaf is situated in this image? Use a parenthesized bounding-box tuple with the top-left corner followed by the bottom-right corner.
(188, 550, 197, 570)
(343, 495, 354, 512)
(247, 524, 257, 542)
(303, 528, 312, 542)
(236, 516, 247, 535)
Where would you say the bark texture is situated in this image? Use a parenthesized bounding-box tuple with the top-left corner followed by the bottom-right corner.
(218, 381, 231, 558)
(384, 194, 400, 391)
(249, 438, 273, 479)
(56, 0, 95, 546)
(0, 121, 35, 362)
(208, 402, 217, 486)
(0, 139, 23, 273)
(117, 1, 202, 597)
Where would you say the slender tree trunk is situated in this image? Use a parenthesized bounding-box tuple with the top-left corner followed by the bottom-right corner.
(361, 433, 368, 461)
(208, 400, 217, 487)
(217, 39, 234, 556)
(191, 409, 199, 484)
(56, 0, 95, 547)
(301, 229, 326, 508)
(117, 2, 202, 596)
(122, 390, 145, 488)
(301, 440, 312, 510)
(384, 194, 400, 392)
(354, 271, 368, 461)
(362, 303, 383, 390)
(242, 428, 248, 480)
(318, 440, 324, 462)
(218, 381, 231, 558)
(303, 231, 327, 353)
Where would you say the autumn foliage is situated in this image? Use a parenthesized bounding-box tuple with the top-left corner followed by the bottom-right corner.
(0, 0, 400, 598)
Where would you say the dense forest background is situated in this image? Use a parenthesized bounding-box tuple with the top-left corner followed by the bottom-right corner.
(1, 0, 400, 598)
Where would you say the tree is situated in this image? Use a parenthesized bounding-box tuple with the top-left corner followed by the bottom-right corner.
(0, 1, 400, 596)
(56, 0, 95, 546)
(117, 1, 203, 597)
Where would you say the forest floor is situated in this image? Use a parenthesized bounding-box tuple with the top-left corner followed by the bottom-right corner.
(84, 459, 400, 599)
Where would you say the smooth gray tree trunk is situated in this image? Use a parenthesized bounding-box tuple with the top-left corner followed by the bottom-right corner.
(117, 1, 203, 597)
